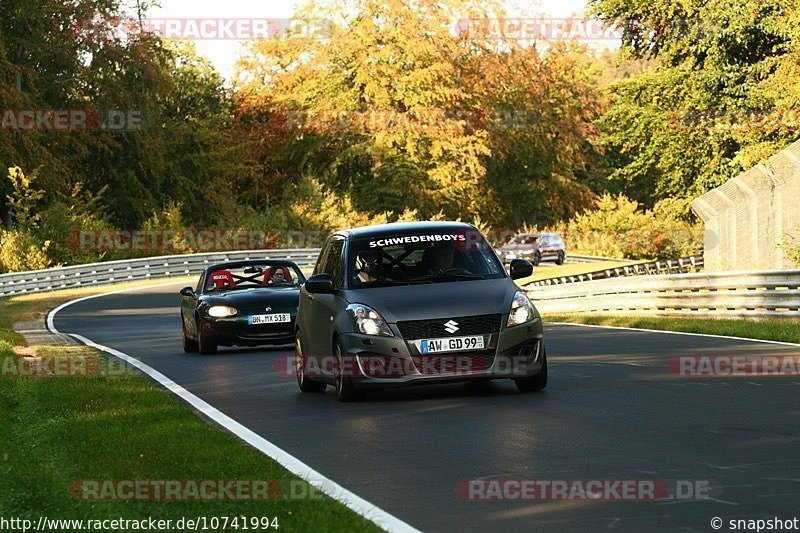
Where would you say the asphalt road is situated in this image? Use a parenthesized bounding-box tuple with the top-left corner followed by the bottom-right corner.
(54, 284, 800, 532)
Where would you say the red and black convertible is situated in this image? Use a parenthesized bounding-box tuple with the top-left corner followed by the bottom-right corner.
(179, 260, 306, 354)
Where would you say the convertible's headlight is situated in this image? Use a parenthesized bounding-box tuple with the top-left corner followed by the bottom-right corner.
(208, 305, 238, 318)
(346, 304, 393, 336)
(507, 291, 536, 327)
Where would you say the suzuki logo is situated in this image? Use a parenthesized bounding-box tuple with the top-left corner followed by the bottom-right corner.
(265, 307, 272, 312)
(443, 320, 459, 334)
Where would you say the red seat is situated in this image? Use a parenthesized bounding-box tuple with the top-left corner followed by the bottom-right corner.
(263, 266, 292, 284)
(208, 269, 236, 290)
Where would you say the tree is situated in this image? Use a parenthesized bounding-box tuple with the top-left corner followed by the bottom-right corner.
(590, 0, 799, 213)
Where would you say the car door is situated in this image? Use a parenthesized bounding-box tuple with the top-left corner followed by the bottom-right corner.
(181, 272, 204, 337)
(537, 235, 550, 259)
(300, 237, 346, 358)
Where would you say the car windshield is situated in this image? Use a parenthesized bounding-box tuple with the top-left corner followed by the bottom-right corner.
(204, 263, 303, 292)
(511, 234, 539, 245)
(347, 232, 505, 288)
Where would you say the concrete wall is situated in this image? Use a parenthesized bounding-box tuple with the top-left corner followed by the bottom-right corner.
(691, 139, 800, 271)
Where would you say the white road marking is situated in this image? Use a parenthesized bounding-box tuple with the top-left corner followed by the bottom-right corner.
(549, 322, 800, 348)
(48, 281, 420, 533)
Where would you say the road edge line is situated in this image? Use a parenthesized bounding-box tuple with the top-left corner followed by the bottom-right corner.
(47, 282, 420, 533)
(550, 321, 800, 348)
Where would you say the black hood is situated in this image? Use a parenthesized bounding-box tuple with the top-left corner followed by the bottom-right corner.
(200, 287, 300, 312)
(340, 278, 517, 323)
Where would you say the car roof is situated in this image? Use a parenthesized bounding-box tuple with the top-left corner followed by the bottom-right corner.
(333, 221, 477, 241)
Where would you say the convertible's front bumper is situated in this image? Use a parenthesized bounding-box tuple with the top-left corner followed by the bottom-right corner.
(201, 316, 295, 347)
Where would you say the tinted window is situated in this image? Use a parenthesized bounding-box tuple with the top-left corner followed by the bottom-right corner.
(324, 240, 345, 288)
(512, 234, 538, 245)
(313, 240, 332, 276)
(195, 272, 205, 294)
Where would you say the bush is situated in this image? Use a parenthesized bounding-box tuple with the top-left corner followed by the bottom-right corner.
(0, 340, 14, 358)
(37, 194, 117, 266)
(542, 194, 702, 260)
(0, 229, 52, 273)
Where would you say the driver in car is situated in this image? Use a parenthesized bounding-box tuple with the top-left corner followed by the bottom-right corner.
(420, 244, 455, 275)
(270, 268, 289, 285)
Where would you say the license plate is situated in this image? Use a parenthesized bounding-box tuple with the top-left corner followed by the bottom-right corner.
(419, 336, 485, 354)
(248, 313, 290, 325)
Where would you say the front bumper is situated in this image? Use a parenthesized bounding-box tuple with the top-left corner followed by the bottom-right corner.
(201, 316, 295, 346)
(337, 318, 544, 389)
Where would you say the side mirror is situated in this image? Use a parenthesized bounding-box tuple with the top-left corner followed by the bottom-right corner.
(509, 259, 533, 280)
(305, 273, 336, 294)
(180, 286, 195, 297)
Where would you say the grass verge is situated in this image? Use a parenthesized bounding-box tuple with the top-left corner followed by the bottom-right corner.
(546, 313, 800, 344)
(0, 281, 379, 531)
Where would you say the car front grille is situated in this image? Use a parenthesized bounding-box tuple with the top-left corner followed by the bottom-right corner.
(396, 314, 501, 339)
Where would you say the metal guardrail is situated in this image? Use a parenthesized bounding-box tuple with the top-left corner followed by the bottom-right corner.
(0, 249, 322, 298)
(564, 254, 621, 264)
(526, 268, 800, 317)
(528, 255, 704, 287)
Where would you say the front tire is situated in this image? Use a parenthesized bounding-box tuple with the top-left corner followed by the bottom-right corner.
(532, 251, 542, 266)
(334, 342, 365, 402)
(296, 332, 326, 393)
(555, 251, 565, 265)
(514, 345, 547, 392)
(182, 319, 198, 353)
(197, 319, 217, 355)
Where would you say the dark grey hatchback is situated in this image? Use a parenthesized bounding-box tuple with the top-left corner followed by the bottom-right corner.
(295, 221, 547, 401)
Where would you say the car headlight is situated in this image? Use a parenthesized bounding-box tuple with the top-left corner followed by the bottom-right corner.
(346, 304, 393, 336)
(507, 291, 536, 327)
(208, 305, 238, 318)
